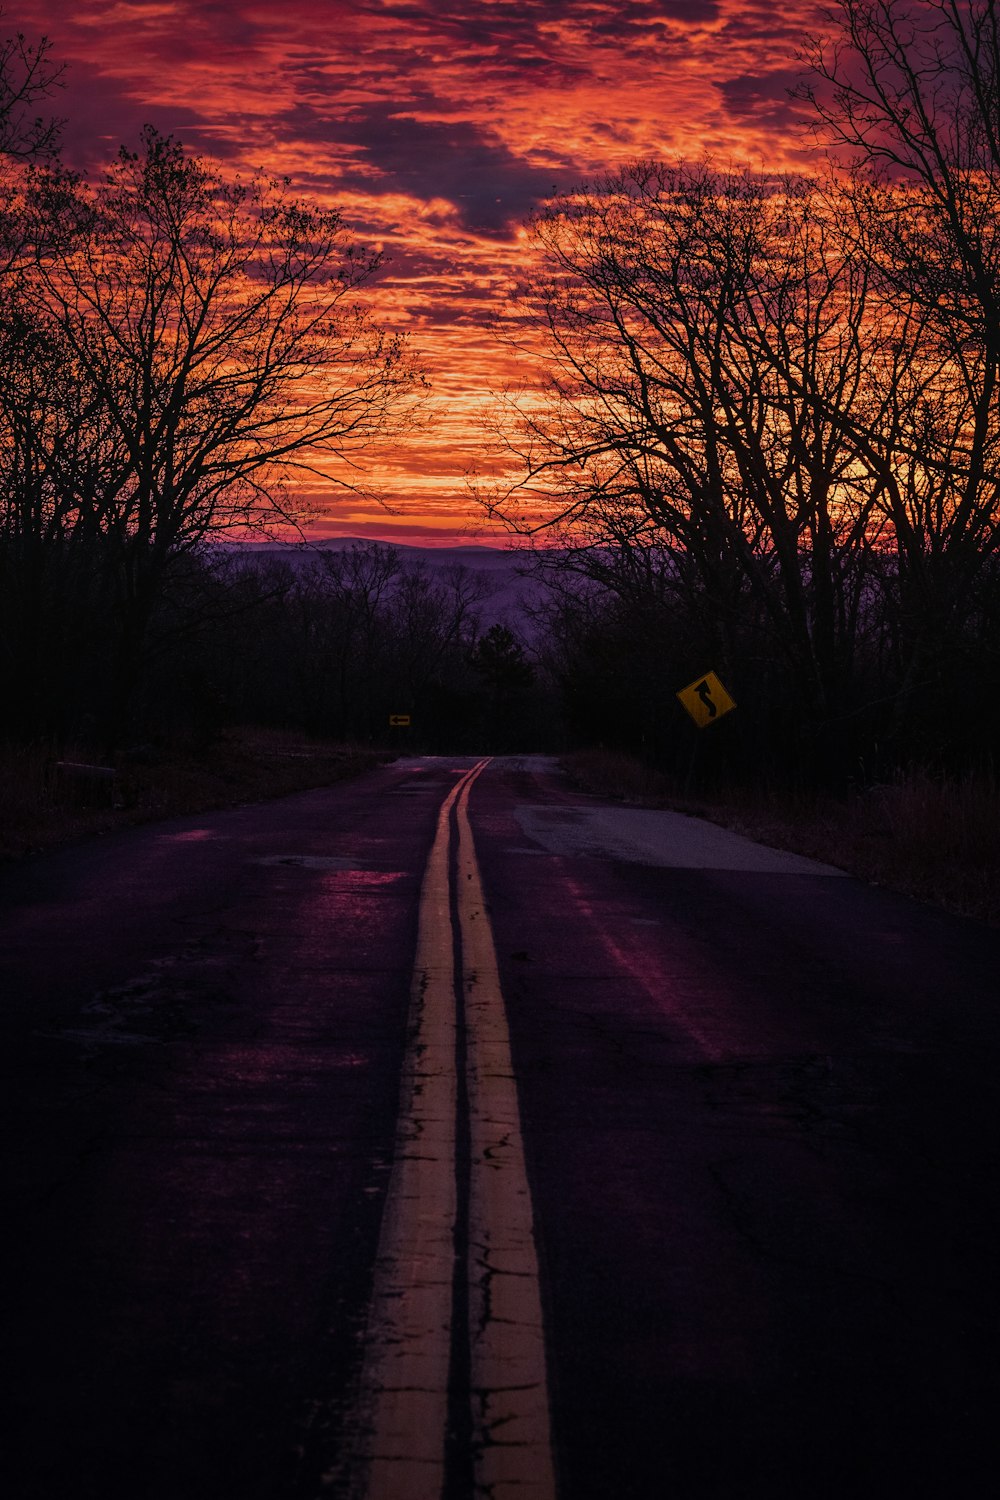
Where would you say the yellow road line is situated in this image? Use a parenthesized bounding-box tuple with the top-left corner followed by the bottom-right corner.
(347, 758, 555, 1500)
(352, 760, 485, 1499)
(456, 774, 557, 1500)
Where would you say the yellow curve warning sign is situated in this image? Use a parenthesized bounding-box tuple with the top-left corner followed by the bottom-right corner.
(677, 671, 736, 729)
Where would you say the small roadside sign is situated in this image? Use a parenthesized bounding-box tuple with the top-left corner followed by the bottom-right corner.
(677, 671, 736, 729)
(388, 714, 411, 727)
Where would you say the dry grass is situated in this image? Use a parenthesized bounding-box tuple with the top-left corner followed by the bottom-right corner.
(562, 749, 1000, 927)
(560, 748, 679, 807)
(0, 726, 391, 862)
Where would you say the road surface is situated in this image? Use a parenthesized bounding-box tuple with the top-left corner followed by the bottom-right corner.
(2, 754, 999, 1499)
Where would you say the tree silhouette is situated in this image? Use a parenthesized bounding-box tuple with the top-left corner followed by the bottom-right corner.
(800, 0, 1000, 746)
(470, 623, 535, 749)
(8, 127, 421, 744)
(486, 163, 889, 754)
(0, 16, 63, 162)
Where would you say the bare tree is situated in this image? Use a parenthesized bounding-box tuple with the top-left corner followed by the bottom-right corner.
(0, 295, 128, 734)
(299, 544, 404, 735)
(0, 13, 70, 289)
(0, 15, 62, 162)
(20, 127, 422, 743)
(800, 0, 1000, 735)
(486, 163, 885, 745)
(293, 545, 489, 739)
(385, 559, 489, 709)
(479, 6, 1000, 773)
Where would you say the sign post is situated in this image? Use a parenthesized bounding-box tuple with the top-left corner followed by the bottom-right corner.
(388, 714, 412, 728)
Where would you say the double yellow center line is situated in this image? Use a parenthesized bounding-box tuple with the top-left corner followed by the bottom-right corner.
(345, 759, 555, 1499)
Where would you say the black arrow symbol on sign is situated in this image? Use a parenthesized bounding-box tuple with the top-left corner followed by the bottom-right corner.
(695, 680, 717, 718)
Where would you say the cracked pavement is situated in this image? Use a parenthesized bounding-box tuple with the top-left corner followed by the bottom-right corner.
(3, 755, 1000, 1499)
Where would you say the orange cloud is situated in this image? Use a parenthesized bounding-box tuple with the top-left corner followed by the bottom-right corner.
(6, 0, 832, 541)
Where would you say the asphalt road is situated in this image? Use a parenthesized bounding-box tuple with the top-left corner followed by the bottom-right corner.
(2, 754, 999, 1499)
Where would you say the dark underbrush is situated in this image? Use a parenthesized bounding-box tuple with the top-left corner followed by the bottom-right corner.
(0, 727, 391, 862)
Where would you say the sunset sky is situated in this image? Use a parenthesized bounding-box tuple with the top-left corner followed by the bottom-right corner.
(6, 1, 830, 544)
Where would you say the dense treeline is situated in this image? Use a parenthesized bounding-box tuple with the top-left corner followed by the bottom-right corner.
(154, 545, 547, 753)
(489, 0, 1000, 787)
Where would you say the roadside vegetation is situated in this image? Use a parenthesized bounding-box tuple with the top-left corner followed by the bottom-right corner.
(0, 728, 390, 862)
